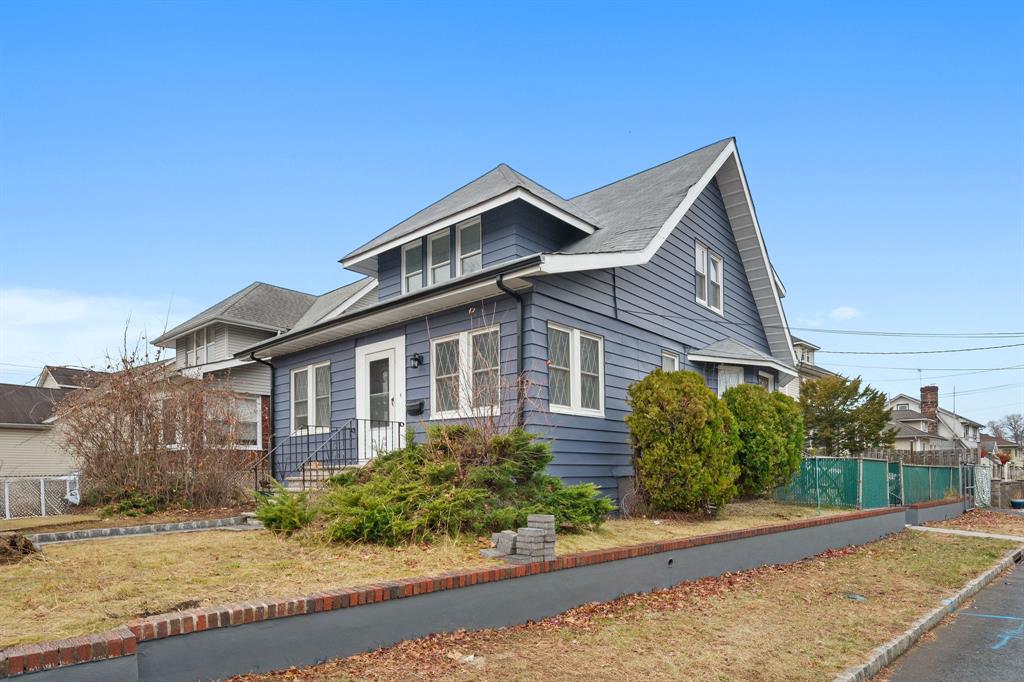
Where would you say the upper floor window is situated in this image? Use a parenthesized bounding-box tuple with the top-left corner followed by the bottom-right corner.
(695, 242, 724, 314)
(184, 326, 216, 366)
(402, 242, 423, 294)
(292, 361, 331, 432)
(428, 229, 452, 285)
(457, 217, 482, 275)
(547, 323, 604, 417)
(896, 403, 909, 411)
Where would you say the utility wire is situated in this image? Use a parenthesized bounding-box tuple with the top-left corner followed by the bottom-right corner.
(816, 342, 1024, 355)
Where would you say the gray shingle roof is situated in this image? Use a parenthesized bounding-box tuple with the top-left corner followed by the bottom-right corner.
(342, 164, 600, 263)
(557, 139, 733, 255)
(0, 384, 73, 425)
(153, 282, 317, 345)
(39, 366, 104, 389)
(890, 408, 930, 422)
(690, 337, 784, 366)
(889, 420, 950, 441)
(290, 279, 377, 333)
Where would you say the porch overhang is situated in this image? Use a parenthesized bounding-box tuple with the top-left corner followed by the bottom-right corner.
(239, 257, 542, 360)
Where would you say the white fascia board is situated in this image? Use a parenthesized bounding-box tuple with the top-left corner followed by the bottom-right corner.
(322, 279, 379, 321)
(686, 352, 799, 380)
(342, 188, 596, 269)
(539, 140, 798, 367)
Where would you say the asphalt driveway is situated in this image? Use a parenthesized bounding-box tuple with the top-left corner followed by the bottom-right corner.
(886, 559, 1024, 681)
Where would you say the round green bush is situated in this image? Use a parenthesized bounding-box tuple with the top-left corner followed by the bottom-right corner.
(626, 370, 740, 513)
(722, 384, 804, 496)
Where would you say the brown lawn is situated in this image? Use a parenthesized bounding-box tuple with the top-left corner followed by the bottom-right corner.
(1, 501, 839, 647)
(928, 508, 1024, 537)
(231, 532, 1018, 682)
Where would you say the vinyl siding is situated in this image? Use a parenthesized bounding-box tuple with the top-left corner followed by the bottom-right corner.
(226, 325, 276, 356)
(0, 425, 76, 476)
(211, 362, 272, 396)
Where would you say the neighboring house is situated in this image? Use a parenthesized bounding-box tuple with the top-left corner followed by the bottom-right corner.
(780, 336, 838, 399)
(151, 280, 378, 452)
(36, 365, 104, 390)
(980, 433, 1021, 463)
(232, 138, 799, 500)
(0, 384, 76, 475)
(887, 385, 983, 452)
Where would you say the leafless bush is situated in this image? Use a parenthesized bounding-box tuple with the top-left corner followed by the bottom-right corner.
(56, 339, 257, 509)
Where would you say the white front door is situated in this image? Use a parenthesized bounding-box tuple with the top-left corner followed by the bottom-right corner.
(355, 336, 406, 461)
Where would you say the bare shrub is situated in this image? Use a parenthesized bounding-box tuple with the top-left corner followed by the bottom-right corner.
(56, 340, 257, 510)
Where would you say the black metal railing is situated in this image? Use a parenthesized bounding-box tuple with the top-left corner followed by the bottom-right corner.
(251, 418, 405, 492)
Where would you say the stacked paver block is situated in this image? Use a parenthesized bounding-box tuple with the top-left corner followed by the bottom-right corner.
(479, 514, 557, 563)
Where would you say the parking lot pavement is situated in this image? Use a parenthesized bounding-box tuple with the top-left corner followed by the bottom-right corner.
(886, 561, 1024, 681)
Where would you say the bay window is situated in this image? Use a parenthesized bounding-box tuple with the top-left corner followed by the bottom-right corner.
(547, 323, 604, 416)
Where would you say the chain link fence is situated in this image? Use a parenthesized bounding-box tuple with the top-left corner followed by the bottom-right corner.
(1, 474, 80, 519)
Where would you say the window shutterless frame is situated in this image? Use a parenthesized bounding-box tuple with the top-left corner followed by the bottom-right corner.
(429, 325, 501, 420)
(661, 350, 679, 372)
(694, 240, 724, 315)
(402, 241, 424, 294)
(456, 216, 482, 276)
(547, 323, 604, 417)
(290, 361, 331, 433)
(427, 228, 452, 285)
(757, 371, 774, 392)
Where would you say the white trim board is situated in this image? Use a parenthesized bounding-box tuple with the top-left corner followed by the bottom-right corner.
(538, 140, 797, 367)
(687, 351, 798, 380)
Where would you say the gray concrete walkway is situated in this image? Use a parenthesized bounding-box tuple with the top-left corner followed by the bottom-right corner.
(886, 562, 1024, 681)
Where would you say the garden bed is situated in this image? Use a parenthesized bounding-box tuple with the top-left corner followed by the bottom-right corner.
(0, 501, 845, 647)
(229, 531, 1017, 682)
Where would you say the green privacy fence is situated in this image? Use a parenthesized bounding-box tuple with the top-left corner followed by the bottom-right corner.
(775, 457, 962, 509)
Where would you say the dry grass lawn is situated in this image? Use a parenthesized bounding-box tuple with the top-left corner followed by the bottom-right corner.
(234, 532, 1018, 682)
(0, 514, 100, 533)
(929, 508, 1024, 537)
(0, 506, 250, 535)
(0, 501, 842, 648)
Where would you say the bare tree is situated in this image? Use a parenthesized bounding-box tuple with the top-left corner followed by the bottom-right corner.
(986, 420, 1006, 439)
(999, 413, 1024, 447)
(56, 336, 258, 509)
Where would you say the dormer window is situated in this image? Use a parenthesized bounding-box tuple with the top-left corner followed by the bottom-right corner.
(896, 403, 909, 410)
(457, 217, 482, 275)
(183, 326, 216, 366)
(428, 229, 452, 285)
(402, 242, 423, 294)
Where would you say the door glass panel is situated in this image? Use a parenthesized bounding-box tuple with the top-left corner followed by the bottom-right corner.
(369, 357, 390, 423)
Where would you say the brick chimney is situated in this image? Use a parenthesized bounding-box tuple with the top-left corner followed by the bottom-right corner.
(920, 385, 939, 434)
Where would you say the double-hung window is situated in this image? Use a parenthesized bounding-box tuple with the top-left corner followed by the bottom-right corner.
(430, 326, 500, 419)
(291, 361, 331, 432)
(695, 241, 724, 314)
(428, 229, 452, 285)
(547, 323, 604, 416)
(457, 217, 482, 275)
(661, 351, 679, 372)
(402, 242, 424, 293)
(236, 396, 261, 447)
(717, 365, 743, 397)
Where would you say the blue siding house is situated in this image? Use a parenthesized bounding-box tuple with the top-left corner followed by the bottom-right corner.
(236, 138, 799, 499)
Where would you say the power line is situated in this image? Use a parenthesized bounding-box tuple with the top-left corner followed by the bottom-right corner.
(820, 363, 1024, 372)
(817, 342, 1024, 355)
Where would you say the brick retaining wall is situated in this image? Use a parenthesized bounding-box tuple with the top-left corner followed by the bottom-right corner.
(2, 507, 913, 680)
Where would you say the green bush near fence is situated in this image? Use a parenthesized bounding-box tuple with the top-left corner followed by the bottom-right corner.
(722, 385, 804, 497)
(775, 457, 961, 509)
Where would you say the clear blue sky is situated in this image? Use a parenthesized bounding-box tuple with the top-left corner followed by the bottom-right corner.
(1, 1, 1022, 424)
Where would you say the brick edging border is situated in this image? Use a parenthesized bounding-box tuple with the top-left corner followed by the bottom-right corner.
(24, 517, 248, 545)
(0, 506, 904, 678)
(833, 545, 1024, 682)
(906, 497, 965, 511)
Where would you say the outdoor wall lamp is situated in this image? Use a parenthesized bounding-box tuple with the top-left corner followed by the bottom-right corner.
(408, 352, 423, 369)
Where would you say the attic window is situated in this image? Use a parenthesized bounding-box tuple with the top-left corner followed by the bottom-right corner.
(695, 241, 724, 314)
(896, 403, 909, 410)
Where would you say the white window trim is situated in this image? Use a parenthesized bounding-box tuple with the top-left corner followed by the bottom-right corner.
(694, 241, 724, 315)
(661, 350, 679, 372)
(717, 364, 743, 398)
(427, 228, 452, 286)
(456, 216, 482, 275)
(547, 323, 605, 418)
(290, 361, 331, 434)
(757, 370, 775, 392)
(236, 395, 263, 450)
(401, 241, 423, 294)
(429, 325, 501, 420)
